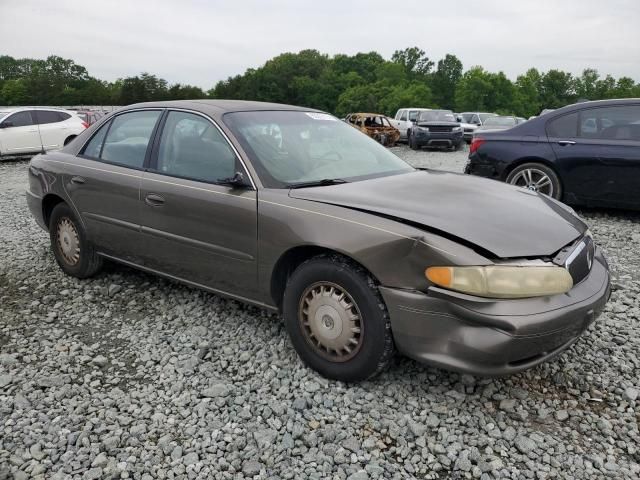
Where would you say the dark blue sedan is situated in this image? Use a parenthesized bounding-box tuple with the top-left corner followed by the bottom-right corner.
(465, 99, 640, 210)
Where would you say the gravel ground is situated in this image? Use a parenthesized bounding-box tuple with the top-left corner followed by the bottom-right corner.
(1, 148, 639, 480)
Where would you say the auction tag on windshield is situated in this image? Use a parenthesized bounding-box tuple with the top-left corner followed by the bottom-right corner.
(305, 112, 336, 121)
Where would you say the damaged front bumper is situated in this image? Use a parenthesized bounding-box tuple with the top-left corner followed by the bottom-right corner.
(380, 247, 611, 376)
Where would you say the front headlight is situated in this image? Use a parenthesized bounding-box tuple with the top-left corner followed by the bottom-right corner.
(425, 265, 573, 298)
(417, 126, 429, 132)
(452, 126, 462, 132)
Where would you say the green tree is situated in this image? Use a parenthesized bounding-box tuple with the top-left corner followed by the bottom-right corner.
(0, 79, 29, 105)
(539, 69, 575, 108)
(391, 47, 434, 78)
(455, 66, 494, 112)
(431, 54, 463, 110)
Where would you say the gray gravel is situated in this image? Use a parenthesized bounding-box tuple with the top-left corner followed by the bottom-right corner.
(1, 149, 639, 479)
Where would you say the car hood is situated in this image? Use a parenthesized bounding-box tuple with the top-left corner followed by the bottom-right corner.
(289, 170, 586, 258)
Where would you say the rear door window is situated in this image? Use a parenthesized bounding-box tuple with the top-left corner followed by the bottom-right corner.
(81, 121, 111, 159)
(546, 112, 578, 138)
(35, 110, 69, 124)
(100, 110, 162, 169)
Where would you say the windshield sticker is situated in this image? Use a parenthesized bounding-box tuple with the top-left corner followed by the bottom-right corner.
(305, 112, 337, 121)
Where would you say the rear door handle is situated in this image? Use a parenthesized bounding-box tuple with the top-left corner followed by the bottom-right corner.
(70, 176, 85, 185)
(557, 140, 576, 146)
(145, 193, 165, 206)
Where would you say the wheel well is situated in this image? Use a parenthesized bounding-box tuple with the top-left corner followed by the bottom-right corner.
(270, 246, 376, 310)
(42, 194, 65, 230)
(502, 158, 559, 181)
(63, 135, 77, 146)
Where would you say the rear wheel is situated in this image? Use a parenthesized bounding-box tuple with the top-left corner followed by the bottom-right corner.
(49, 203, 102, 278)
(283, 255, 394, 382)
(505, 162, 562, 199)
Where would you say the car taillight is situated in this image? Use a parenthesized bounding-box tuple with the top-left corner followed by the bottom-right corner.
(81, 121, 89, 129)
(469, 137, 485, 154)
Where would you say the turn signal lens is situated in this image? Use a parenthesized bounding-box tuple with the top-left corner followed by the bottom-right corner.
(425, 265, 573, 299)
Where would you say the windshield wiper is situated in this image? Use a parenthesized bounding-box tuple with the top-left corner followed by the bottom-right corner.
(286, 178, 349, 189)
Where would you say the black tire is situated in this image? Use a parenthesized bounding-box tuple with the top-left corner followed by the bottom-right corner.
(49, 203, 103, 278)
(63, 135, 77, 146)
(283, 254, 394, 382)
(505, 162, 562, 200)
(409, 134, 418, 150)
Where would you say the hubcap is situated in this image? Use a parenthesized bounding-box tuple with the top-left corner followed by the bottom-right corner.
(510, 168, 554, 196)
(298, 282, 363, 362)
(57, 217, 80, 265)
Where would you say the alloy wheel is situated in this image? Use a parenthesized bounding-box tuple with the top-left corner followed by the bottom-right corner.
(298, 282, 363, 362)
(509, 168, 554, 196)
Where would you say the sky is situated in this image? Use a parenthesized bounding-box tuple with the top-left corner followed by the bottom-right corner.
(1, 0, 639, 89)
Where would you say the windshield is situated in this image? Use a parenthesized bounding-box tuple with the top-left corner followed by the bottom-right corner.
(479, 113, 496, 122)
(418, 110, 456, 122)
(224, 111, 413, 188)
(0, 110, 12, 122)
(460, 113, 474, 123)
(484, 116, 517, 127)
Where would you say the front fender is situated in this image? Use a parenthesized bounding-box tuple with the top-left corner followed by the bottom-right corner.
(257, 189, 490, 304)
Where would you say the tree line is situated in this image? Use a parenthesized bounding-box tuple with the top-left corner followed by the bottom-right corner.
(1, 49, 639, 118)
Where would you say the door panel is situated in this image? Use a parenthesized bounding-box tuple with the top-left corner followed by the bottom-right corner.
(35, 111, 71, 149)
(65, 158, 145, 260)
(139, 110, 258, 297)
(0, 111, 41, 153)
(66, 109, 163, 262)
(549, 105, 640, 207)
(139, 173, 258, 296)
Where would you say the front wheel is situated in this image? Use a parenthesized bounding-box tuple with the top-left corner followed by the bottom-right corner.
(505, 162, 562, 199)
(283, 255, 394, 382)
(49, 203, 103, 278)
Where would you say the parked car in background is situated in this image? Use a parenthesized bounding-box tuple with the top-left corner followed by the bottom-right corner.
(0, 107, 87, 158)
(26, 100, 610, 381)
(466, 99, 640, 209)
(475, 115, 526, 133)
(74, 110, 104, 125)
(390, 107, 431, 141)
(408, 110, 463, 150)
(345, 112, 400, 146)
(458, 112, 497, 143)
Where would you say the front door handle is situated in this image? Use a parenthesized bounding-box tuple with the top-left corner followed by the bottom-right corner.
(70, 176, 85, 185)
(557, 140, 576, 146)
(145, 193, 165, 206)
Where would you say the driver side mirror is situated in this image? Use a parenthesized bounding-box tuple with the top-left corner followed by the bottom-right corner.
(217, 171, 249, 188)
(0, 121, 13, 129)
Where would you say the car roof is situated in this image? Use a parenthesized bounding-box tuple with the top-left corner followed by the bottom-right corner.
(548, 98, 640, 115)
(119, 99, 323, 115)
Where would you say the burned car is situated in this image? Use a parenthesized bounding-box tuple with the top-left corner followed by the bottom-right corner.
(27, 100, 610, 382)
(345, 112, 400, 146)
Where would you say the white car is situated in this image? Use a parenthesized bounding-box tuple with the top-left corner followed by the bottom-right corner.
(0, 107, 87, 158)
(390, 108, 432, 141)
(458, 112, 497, 143)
